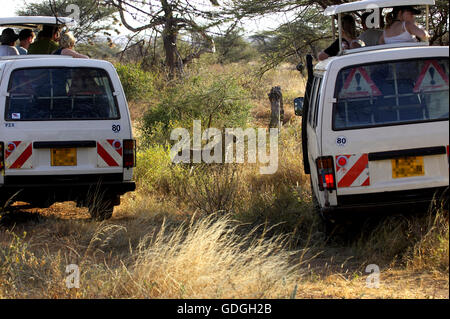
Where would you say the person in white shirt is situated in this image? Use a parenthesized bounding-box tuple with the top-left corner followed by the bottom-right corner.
(379, 6, 429, 44)
(0, 28, 19, 56)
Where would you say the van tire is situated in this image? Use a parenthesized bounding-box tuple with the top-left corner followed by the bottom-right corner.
(311, 185, 334, 238)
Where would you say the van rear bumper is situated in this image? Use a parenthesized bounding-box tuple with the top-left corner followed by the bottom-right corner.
(0, 174, 136, 202)
(328, 186, 448, 213)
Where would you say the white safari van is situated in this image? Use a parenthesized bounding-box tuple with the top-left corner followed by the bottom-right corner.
(294, 1, 449, 222)
(0, 17, 136, 220)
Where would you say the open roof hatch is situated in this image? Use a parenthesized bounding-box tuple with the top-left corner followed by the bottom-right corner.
(324, 0, 436, 55)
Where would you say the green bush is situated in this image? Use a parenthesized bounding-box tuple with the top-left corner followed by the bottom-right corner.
(134, 144, 182, 194)
(141, 73, 252, 146)
(115, 63, 156, 102)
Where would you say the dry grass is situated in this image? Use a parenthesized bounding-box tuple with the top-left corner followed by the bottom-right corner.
(0, 212, 303, 298)
(122, 215, 301, 298)
(0, 199, 447, 299)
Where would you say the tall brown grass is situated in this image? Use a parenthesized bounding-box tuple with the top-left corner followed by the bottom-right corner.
(0, 215, 302, 298)
(353, 199, 449, 273)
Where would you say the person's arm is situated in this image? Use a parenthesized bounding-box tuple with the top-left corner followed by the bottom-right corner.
(405, 21, 429, 41)
(318, 39, 340, 61)
(61, 48, 89, 59)
(378, 34, 385, 45)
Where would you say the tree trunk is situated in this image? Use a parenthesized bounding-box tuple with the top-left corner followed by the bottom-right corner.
(161, 0, 178, 79)
(268, 86, 284, 129)
(163, 22, 178, 78)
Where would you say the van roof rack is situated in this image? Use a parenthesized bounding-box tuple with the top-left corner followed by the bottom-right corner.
(324, 0, 436, 55)
(0, 16, 76, 29)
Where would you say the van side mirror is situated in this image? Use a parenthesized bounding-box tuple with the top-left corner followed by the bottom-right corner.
(294, 97, 304, 116)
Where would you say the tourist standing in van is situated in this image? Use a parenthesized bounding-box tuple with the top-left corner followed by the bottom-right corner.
(379, 6, 429, 44)
(359, 12, 384, 47)
(318, 15, 361, 61)
(52, 32, 89, 59)
(28, 25, 60, 54)
(16, 29, 35, 55)
(0, 28, 19, 56)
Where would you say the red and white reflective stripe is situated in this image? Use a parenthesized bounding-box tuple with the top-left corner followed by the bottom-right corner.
(335, 154, 370, 188)
(5, 141, 33, 169)
(97, 139, 123, 167)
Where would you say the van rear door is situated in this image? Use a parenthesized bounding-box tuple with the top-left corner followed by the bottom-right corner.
(330, 57, 449, 195)
(1, 63, 131, 179)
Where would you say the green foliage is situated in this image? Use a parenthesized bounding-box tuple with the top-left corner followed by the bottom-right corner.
(114, 63, 157, 102)
(250, 5, 332, 72)
(214, 29, 259, 64)
(141, 73, 253, 146)
(113, 0, 226, 77)
(134, 145, 185, 194)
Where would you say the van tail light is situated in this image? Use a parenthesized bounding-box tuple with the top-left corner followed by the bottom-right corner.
(316, 156, 336, 191)
(0, 142, 4, 172)
(123, 139, 136, 168)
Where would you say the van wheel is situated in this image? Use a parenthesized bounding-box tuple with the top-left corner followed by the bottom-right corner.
(320, 214, 338, 240)
(310, 178, 338, 239)
(88, 198, 115, 221)
(311, 190, 333, 238)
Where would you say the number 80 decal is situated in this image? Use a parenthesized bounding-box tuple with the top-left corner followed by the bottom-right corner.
(336, 136, 348, 147)
(112, 124, 121, 133)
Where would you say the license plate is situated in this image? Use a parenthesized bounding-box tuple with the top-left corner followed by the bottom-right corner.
(392, 156, 425, 179)
(51, 148, 77, 166)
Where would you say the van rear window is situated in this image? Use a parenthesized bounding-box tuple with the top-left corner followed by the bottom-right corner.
(5, 67, 120, 121)
(333, 58, 449, 130)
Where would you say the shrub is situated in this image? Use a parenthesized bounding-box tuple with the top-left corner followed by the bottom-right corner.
(134, 144, 185, 195)
(184, 164, 241, 216)
(141, 73, 252, 146)
(114, 63, 156, 102)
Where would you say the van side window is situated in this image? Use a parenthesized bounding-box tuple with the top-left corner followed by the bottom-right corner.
(5, 67, 120, 121)
(333, 58, 449, 130)
(313, 77, 323, 129)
